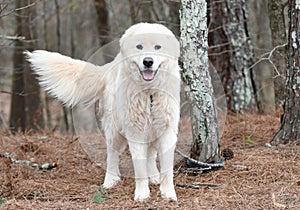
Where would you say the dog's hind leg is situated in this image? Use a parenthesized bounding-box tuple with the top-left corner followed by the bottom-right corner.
(103, 136, 126, 189)
(103, 146, 121, 188)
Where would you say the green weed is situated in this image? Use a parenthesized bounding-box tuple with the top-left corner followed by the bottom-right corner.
(93, 185, 109, 204)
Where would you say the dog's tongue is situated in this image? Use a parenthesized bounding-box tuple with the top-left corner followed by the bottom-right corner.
(142, 70, 156, 81)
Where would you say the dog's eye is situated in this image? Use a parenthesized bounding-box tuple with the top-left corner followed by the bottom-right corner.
(136, 44, 143, 50)
(154, 45, 161, 50)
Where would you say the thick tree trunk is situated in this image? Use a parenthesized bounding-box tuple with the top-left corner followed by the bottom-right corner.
(271, 0, 300, 145)
(24, 3, 44, 130)
(10, 0, 44, 132)
(222, 0, 257, 112)
(180, 0, 221, 163)
(208, 0, 258, 112)
(268, 0, 287, 107)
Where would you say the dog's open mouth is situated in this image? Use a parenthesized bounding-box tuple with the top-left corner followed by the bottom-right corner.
(140, 69, 158, 81)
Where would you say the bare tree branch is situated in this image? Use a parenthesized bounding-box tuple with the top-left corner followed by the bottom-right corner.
(0, 1, 36, 18)
(248, 43, 288, 79)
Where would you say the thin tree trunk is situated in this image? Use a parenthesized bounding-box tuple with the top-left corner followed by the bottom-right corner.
(42, 1, 52, 129)
(167, 1, 180, 37)
(268, 0, 287, 107)
(93, 0, 110, 46)
(180, 0, 221, 163)
(271, 0, 300, 145)
(247, 0, 275, 114)
(55, 0, 70, 132)
(128, 0, 137, 24)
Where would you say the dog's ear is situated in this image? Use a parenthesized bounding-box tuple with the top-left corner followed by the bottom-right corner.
(168, 35, 180, 59)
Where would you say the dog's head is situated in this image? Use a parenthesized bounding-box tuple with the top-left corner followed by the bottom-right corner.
(120, 23, 180, 82)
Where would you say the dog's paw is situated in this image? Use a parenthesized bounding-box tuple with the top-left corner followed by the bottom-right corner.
(103, 173, 120, 189)
(149, 175, 160, 185)
(160, 186, 177, 201)
(134, 189, 150, 201)
(134, 179, 150, 201)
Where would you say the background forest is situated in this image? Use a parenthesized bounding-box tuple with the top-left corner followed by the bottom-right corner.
(0, 0, 288, 131)
(0, 0, 299, 209)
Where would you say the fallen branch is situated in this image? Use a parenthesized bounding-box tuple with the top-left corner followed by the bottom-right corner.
(0, 152, 58, 170)
(175, 148, 225, 168)
(176, 182, 227, 189)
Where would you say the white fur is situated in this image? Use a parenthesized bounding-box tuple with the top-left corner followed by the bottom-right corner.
(25, 23, 181, 201)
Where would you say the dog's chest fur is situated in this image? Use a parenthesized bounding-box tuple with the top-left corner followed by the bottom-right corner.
(125, 91, 178, 137)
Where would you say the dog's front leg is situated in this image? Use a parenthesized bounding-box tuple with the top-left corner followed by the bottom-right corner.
(147, 147, 160, 184)
(158, 130, 177, 201)
(128, 141, 150, 201)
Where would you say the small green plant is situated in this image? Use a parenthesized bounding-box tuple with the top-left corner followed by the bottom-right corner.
(0, 198, 4, 207)
(246, 135, 256, 145)
(93, 185, 109, 204)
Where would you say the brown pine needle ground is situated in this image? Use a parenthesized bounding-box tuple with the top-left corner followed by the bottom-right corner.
(1, 113, 299, 209)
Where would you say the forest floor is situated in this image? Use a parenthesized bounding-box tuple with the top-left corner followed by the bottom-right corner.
(0, 112, 300, 209)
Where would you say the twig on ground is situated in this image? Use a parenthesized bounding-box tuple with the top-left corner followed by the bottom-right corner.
(271, 193, 287, 208)
(231, 165, 250, 170)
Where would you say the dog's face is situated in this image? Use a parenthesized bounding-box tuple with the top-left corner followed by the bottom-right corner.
(120, 24, 180, 82)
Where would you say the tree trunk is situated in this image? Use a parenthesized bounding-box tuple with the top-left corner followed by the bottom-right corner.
(10, 37, 26, 131)
(180, 0, 221, 163)
(208, 0, 258, 112)
(93, 0, 110, 46)
(222, 0, 258, 112)
(167, 1, 180, 37)
(10, 0, 44, 132)
(271, 0, 300, 145)
(268, 0, 288, 107)
(247, 0, 275, 114)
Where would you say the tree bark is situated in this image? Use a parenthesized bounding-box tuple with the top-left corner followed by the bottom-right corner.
(10, 38, 26, 131)
(208, 0, 258, 112)
(180, 0, 221, 163)
(268, 0, 288, 107)
(222, 0, 258, 112)
(10, 0, 44, 132)
(271, 0, 300, 145)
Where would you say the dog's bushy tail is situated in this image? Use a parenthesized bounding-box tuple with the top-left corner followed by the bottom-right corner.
(25, 50, 106, 107)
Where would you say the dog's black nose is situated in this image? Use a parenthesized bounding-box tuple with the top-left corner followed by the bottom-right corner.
(143, 57, 154, 68)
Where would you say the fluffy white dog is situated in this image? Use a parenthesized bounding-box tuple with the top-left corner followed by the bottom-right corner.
(26, 23, 181, 201)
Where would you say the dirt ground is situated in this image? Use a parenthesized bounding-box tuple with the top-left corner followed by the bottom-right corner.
(0, 112, 299, 209)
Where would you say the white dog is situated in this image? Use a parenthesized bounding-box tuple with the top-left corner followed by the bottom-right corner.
(26, 23, 181, 201)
